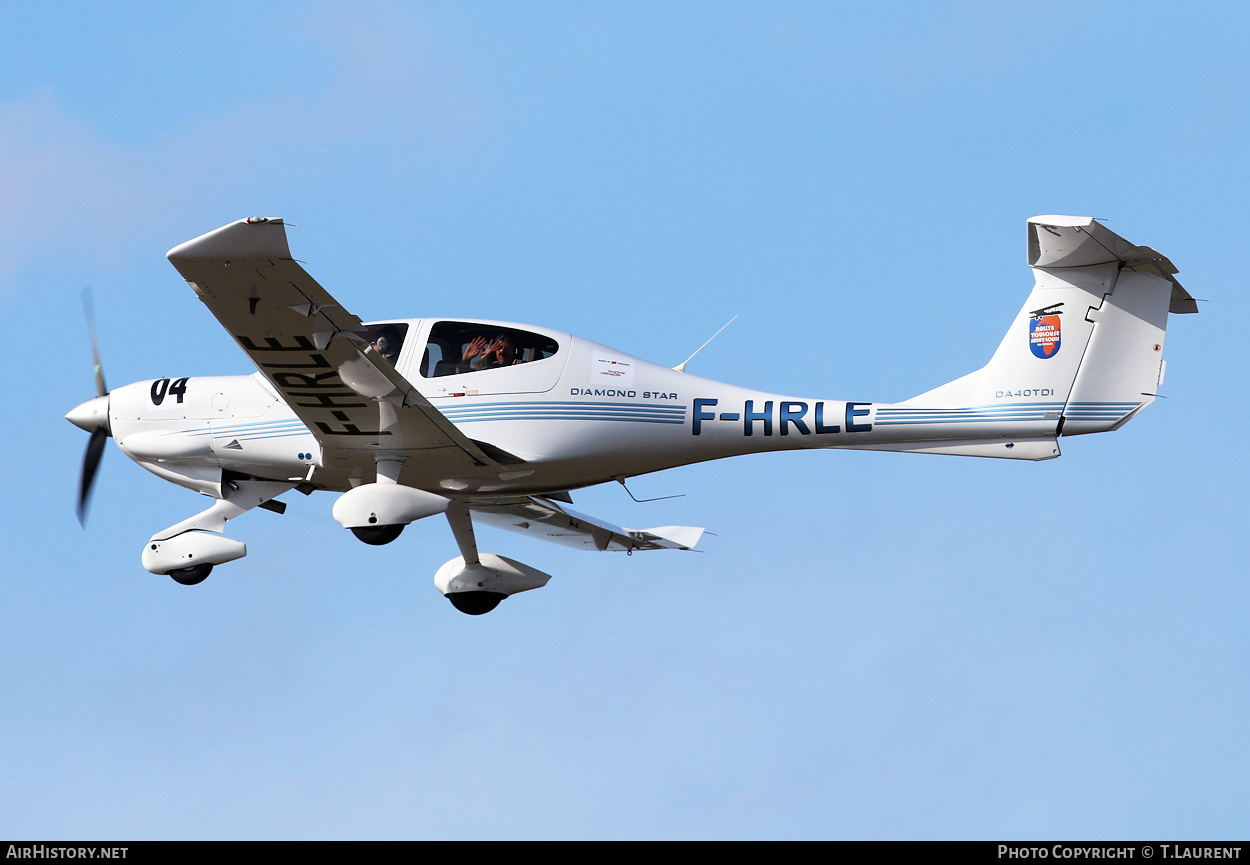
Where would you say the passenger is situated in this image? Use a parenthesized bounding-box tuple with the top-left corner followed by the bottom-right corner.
(463, 334, 524, 370)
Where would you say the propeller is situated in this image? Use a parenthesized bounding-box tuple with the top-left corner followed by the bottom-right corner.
(78, 425, 108, 525)
(67, 287, 111, 525)
(84, 286, 107, 399)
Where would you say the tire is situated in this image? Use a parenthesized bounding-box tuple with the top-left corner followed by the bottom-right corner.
(350, 524, 405, 545)
(167, 563, 213, 585)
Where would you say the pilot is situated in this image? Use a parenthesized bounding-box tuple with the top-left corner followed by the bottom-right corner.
(370, 326, 403, 366)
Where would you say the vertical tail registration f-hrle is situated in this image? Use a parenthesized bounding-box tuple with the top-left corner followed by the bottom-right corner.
(66, 216, 1197, 614)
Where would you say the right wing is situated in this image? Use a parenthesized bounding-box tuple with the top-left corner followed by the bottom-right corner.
(471, 496, 704, 552)
(166, 218, 503, 478)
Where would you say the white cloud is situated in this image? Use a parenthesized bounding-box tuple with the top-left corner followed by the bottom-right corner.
(0, 1, 485, 289)
(0, 91, 158, 281)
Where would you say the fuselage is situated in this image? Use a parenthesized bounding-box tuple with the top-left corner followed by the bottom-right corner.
(106, 317, 1064, 499)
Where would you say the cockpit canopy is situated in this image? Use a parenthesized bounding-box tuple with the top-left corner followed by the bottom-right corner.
(420, 321, 560, 378)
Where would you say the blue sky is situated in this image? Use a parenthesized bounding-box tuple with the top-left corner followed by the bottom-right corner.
(1, 1, 1246, 839)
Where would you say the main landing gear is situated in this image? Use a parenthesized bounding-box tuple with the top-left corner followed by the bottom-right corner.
(446, 591, 506, 616)
(434, 503, 552, 615)
(167, 563, 213, 585)
(350, 524, 405, 545)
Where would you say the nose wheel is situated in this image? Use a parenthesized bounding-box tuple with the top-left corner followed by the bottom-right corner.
(167, 563, 213, 585)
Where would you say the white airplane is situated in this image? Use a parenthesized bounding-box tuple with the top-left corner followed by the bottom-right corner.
(67, 215, 1197, 614)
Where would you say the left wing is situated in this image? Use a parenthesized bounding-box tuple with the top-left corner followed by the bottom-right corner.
(471, 496, 704, 552)
(166, 218, 502, 478)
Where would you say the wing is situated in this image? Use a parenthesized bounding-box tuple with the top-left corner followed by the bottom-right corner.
(471, 496, 704, 552)
(166, 218, 502, 480)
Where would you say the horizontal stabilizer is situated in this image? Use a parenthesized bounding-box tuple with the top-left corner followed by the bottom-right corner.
(1028, 216, 1197, 314)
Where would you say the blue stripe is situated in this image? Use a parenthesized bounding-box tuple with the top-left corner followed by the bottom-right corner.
(179, 422, 308, 438)
(180, 419, 306, 430)
(879, 401, 1065, 411)
(880, 415, 1055, 422)
(441, 399, 687, 426)
(440, 407, 690, 417)
(876, 409, 1059, 416)
(877, 405, 1064, 415)
(876, 399, 1142, 426)
(440, 399, 685, 412)
(229, 431, 312, 441)
(210, 419, 307, 430)
(442, 410, 685, 420)
(450, 413, 685, 425)
(875, 415, 1060, 422)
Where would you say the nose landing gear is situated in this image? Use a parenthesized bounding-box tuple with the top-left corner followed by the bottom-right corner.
(142, 479, 294, 585)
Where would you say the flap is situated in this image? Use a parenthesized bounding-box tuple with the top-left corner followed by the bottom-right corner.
(471, 496, 704, 552)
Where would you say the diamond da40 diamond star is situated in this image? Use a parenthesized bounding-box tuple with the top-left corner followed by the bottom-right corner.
(66, 216, 1196, 614)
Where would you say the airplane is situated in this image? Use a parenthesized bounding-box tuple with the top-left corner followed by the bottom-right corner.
(66, 215, 1197, 614)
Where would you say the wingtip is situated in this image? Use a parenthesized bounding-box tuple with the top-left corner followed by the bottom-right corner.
(166, 217, 290, 262)
(1027, 214, 1095, 227)
(641, 525, 706, 550)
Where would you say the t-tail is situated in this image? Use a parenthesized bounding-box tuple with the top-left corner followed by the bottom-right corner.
(862, 216, 1197, 461)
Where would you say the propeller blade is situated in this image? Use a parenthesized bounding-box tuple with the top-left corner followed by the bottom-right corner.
(77, 426, 107, 526)
(82, 286, 107, 397)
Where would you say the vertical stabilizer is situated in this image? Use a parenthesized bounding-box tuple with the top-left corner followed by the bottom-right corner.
(903, 216, 1195, 438)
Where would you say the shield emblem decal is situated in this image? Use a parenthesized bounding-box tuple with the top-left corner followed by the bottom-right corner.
(1029, 314, 1061, 359)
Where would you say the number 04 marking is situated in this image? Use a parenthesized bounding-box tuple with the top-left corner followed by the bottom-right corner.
(150, 377, 189, 406)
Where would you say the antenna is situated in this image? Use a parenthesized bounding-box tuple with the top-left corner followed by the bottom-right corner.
(674, 314, 738, 373)
(615, 476, 684, 503)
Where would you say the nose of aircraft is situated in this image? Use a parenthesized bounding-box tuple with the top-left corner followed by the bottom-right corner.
(66, 394, 111, 434)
